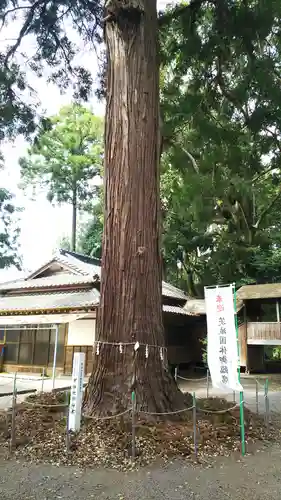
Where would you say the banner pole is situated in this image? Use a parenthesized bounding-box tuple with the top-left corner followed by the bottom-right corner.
(233, 284, 246, 456)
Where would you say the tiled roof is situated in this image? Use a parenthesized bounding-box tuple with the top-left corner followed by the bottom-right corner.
(26, 251, 101, 280)
(57, 251, 187, 300)
(161, 282, 187, 300)
(57, 253, 101, 277)
(162, 305, 191, 316)
(0, 249, 187, 301)
(237, 283, 281, 300)
(0, 291, 189, 316)
(0, 290, 100, 313)
(0, 274, 96, 291)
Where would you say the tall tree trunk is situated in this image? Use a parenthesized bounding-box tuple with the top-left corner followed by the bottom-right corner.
(71, 181, 77, 252)
(84, 0, 187, 417)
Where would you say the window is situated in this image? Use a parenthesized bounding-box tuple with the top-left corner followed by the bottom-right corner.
(20, 329, 34, 343)
(6, 329, 20, 343)
(49, 325, 66, 365)
(34, 342, 49, 365)
(5, 344, 19, 363)
(18, 343, 33, 365)
(33, 329, 51, 366)
(261, 303, 277, 322)
(3, 323, 66, 367)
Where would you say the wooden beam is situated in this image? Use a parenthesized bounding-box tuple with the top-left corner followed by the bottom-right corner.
(0, 388, 37, 398)
(276, 300, 280, 322)
(247, 339, 281, 345)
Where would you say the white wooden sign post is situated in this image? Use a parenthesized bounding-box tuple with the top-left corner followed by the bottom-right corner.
(68, 352, 85, 432)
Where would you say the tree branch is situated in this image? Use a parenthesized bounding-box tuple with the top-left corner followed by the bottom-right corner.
(254, 189, 281, 229)
(4, 0, 46, 67)
(158, 0, 208, 27)
(252, 164, 280, 184)
(216, 54, 250, 123)
(264, 126, 281, 152)
(235, 200, 253, 242)
(180, 146, 199, 174)
(0, 6, 31, 30)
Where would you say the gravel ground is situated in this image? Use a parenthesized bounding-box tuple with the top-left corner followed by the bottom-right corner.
(178, 373, 281, 414)
(1, 372, 281, 499)
(0, 375, 75, 411)
(0, 442, 281, 500)
(1, 372, 280, 413)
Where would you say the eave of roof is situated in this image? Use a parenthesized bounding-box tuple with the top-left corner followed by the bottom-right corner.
(0, 289, 100, 314)
(163, 305, 192, 316)
(237, 283, 281, 300)
(161, 282, 187, 300)
(0, 275, 97, 293)
(0, 249, 187, 301)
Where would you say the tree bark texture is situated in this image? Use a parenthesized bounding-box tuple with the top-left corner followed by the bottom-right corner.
(84, 0, 187, 418)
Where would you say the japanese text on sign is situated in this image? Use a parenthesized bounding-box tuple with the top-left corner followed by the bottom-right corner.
(68, 353, 85, 431)
(204, 285, 242, 392)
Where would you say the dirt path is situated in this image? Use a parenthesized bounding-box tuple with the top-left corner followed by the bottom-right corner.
(0, 442, 280, 500)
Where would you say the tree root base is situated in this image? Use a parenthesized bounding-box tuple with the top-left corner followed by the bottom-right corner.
(0, 390, 273, 471)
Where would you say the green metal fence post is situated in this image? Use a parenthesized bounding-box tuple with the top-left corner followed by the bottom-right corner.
(234, 285, 246, 456)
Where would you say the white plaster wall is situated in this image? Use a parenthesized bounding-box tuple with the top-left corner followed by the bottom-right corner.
(67, 318, 96, 346)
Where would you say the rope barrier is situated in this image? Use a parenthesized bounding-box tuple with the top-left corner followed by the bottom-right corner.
(82, 408, 132, 421)
(10, 399, 241, 416)
(7, 401, 241, 417)
(255, 379, 266, 389)
(82, 403, 239, 418)
(139, 404, 194, 416)
(17, 377, 45, 384)
(81, 402, 239, 418)
(177, 375, 208, 382)
(197, 403, 238, 414)
(22, 401, 68, 409)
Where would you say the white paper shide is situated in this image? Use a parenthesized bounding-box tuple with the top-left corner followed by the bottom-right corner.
(204, 285, 243, 392)
(68, 352, 85, 431)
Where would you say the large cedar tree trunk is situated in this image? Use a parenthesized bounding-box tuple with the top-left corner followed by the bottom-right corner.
(84, 0, 187, 417)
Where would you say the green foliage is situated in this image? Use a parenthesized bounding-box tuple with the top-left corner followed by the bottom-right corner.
(0, 187, 21, 269)
(272, 347, 281, 361)
(0, 54, 36, 140)
(20, 104, 104, 207)
(159, 0, 281, 293)
(3, 0, 281, 291)
(265, 346, 281, 361)
(57, 205, 103, 258)
(0, 1, 103, 141)
(19, 104, 104, 249)
(78, 202, 103, 258)
(200, 337, 207, 364)
(58, 235, 72, 252)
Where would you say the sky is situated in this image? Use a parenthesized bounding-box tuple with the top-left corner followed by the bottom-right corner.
(0, 0, 175, 281)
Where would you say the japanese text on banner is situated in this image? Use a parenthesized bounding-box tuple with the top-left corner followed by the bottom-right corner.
(204, 285, 242, 392)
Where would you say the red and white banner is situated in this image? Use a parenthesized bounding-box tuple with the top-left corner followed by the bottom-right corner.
(204, 285, 243, 392)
